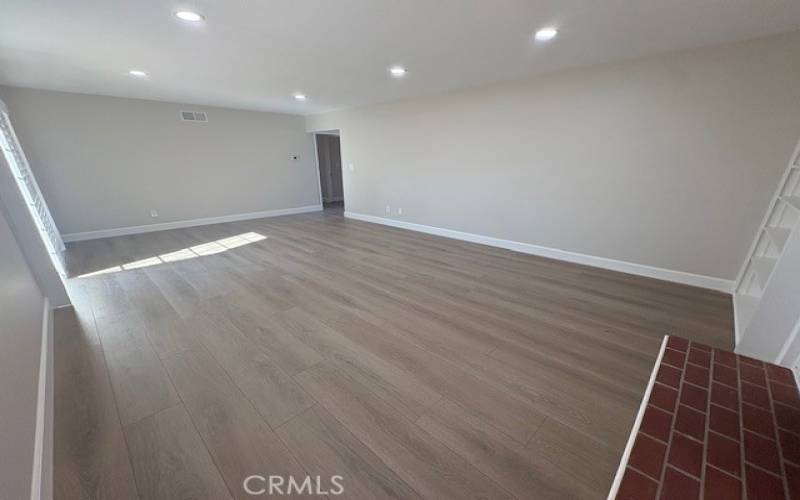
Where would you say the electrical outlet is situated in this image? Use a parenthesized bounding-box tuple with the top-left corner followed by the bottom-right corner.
(348, 163, 355, 172)
(385, 205, 391, 214)
(289, 154, 299, 161)
(150, 209, 159, 218)
(397, 207, 403, 215)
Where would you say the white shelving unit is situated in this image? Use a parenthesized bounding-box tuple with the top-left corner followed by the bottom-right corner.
(734, 144, 800, 341)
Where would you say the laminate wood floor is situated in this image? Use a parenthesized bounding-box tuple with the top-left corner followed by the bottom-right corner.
(55, 210, 734, 499)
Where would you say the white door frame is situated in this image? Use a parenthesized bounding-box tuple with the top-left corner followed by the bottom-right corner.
(311, 133, 324, 206)
(311, 129, 342, 207)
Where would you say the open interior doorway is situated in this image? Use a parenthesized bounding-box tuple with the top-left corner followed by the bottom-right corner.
(314, 130, 344, 215)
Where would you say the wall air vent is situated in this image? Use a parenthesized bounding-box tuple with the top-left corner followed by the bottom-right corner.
(180, 110, 208, 122)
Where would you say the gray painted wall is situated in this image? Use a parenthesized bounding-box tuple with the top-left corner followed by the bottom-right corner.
(0, 204, 45, 500)
(307, 32, 800, 281)
(0, 86, 321, 235)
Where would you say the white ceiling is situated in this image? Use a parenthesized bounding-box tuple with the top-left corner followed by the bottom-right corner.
(1, 1, 799, 115)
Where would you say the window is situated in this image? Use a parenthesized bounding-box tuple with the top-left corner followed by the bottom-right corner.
(0, 102, 66, 277)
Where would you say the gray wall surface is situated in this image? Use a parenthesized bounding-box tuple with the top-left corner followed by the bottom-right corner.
(307, 32, 800, 281)
(0, 204, 45, 500)
(0, 86, 321, 235)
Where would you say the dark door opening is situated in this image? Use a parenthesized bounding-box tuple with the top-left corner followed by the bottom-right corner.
(315, 132, 343, 215)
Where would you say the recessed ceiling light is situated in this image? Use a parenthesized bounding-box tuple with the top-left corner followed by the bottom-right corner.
(534, 27, 558, 42)
(389, 66, 407, 78)
(175, 10, 205, 22)
(129, 70, 148, 78)
(293, 93, 307, 101)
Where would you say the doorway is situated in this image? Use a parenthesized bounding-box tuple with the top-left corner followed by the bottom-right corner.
(314, 131, 344, 215)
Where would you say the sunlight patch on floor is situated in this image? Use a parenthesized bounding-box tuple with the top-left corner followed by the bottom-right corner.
(78, 232, 266, 278)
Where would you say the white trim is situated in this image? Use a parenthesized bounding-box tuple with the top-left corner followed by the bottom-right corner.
(30, 297, 50, 500)
(345, 212, 734, 293)
(312, 133, 325, 207)
(62, 205, 322, 242)
(795, 363, 800, 389)
(313, 130, 344, 208)
(777, 316, 800, 365)
(732, 293, 742, 345)
(338, 129, 347, 208)
(607, 335, 668, 500)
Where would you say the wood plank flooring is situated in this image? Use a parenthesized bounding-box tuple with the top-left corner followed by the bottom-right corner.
(55, 210, 734, 499)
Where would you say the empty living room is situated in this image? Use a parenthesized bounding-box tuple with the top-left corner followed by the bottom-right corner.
(3, 1, 800, 499)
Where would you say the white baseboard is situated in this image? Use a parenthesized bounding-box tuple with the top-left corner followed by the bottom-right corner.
(345, 211, 735, 293)
(30, 298, 51, 500)
(62, 205, 323, 242)
(732, 293, 742, 347)
(607, 335, 668, 500)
